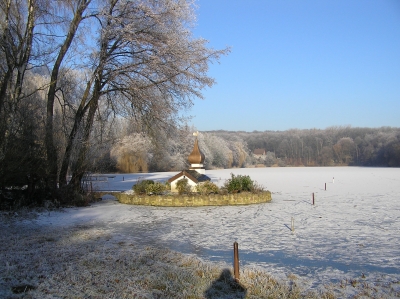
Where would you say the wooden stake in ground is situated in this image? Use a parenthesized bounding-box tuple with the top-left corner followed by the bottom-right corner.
(312, 192, 315, 205)
(291, 217, 294, 233)
(233, 242, 239, 281)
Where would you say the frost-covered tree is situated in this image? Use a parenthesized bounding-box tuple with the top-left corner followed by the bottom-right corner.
(223, 135, 249, 168)
(110, 133, 153, 173)
(0, 0, 229, 205)
(197, 132, 236, 169)
(61, 0, 228, 192)
(146, 125, 193, 172)
(264, 151, 276, 167)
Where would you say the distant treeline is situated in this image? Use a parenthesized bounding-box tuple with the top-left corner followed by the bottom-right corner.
(208, 126, 400, 167)
(96, 126, 400, 174)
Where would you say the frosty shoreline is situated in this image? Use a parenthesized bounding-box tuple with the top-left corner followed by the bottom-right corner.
(2, 167, 400, 297)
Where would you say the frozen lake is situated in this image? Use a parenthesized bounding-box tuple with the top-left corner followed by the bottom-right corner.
(37, 167, 400, 292)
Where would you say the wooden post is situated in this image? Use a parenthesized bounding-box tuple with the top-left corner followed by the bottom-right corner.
(291, 217, 294, 233)
(325, 183, 326, 191)
(90, 182, 92, 193)
(312, 192, 315, 205)
(123, 176, 124, 181)
(233, 242, 239, 281)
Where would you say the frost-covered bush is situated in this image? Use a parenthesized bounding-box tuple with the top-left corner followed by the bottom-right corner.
(145, 182, 167, 195)
(176, 178, 191, 195)
(133, 179, 155, 195)
(195, 181, 219, 195)
(165, 181, 171, 191)
(223, 173, 265, 194)
(224, 173, 254, 193)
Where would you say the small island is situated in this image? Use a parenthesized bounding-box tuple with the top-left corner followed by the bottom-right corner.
(110, 132, 271, 207)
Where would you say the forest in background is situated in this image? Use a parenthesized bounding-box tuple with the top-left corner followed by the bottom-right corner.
(86, 125, 400, 174)
(208, 126, 400, 168)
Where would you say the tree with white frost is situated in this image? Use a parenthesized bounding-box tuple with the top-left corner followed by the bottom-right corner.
(110, 133, 153, 173)
(60, 0, 228, 193)
(1, 0, 229, 204)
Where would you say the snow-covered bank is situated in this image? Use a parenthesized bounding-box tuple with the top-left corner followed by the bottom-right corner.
(3, 167, 400, 297)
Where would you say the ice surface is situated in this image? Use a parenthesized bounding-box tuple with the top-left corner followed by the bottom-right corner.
(33, 167, 400, 292)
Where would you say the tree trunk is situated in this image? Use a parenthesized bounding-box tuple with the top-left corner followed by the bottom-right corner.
(58, 78, 94, 187)
(45, 0, 91, 193)
(0, 69, 12, 116)
(69, 79, 101, 191)
(13, 0, 35, 102)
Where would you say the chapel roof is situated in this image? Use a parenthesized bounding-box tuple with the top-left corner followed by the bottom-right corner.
(167, 170, 210, 184)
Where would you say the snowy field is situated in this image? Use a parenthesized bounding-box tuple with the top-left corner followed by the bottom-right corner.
(7, 167, 400, 297)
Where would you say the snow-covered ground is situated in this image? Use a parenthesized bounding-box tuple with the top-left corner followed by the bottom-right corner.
(31, 167, 400, 294)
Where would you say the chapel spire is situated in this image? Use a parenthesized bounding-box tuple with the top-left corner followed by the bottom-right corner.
(188, 131, 205, 174)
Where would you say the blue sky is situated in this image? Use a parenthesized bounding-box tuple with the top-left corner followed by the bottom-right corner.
(188, 0, 400, 132)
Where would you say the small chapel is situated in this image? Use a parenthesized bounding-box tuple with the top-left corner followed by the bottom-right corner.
(168, 132, 211, 192)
